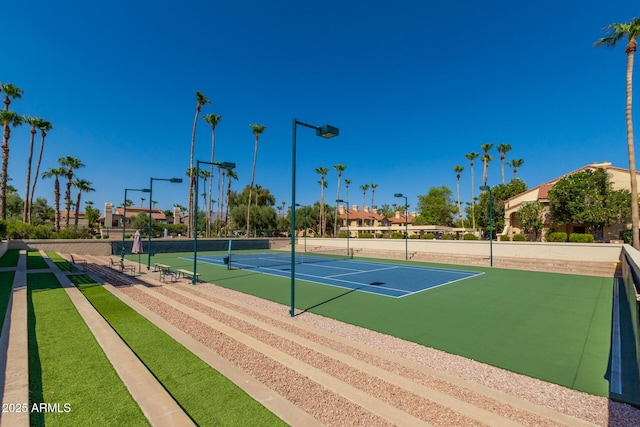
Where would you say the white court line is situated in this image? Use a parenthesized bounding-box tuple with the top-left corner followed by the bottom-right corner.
(327, 265, 401, 279)
(610, 278, 622, 395)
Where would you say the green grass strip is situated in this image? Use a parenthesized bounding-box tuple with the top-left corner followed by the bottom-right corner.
(28, 273, 148, 427)
(70, 274, 287, 427)
(0, 249, 19, 267)
(0, 271, 15, 331)
(46, 252, 79, 272)
(26, 251, 49, 270)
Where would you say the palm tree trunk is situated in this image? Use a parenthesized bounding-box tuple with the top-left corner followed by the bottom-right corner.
(320, 180, 325, 237)
(64, 172, 73, 228)
(456, 177, 462, 226)
(0, 125, 10, 220)
(75, 191, 82, 226)
(470, 162, 476, 230)
(208, 128, 216, 237)
(626, 40, 639, 249)
(334, 173, 341, 236)
(500, 154, 506, 184)
(54, 179, 61, 231)
(246, 137, 259, 236)
(23, 129, 36, 223)
(28, 132, 47, 223)
(482, 159, 488, 187)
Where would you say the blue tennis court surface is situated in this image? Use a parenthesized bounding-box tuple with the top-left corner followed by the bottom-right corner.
(183, 252, 483, 298)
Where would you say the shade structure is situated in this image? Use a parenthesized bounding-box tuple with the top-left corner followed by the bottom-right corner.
(132, 230, 143, 273)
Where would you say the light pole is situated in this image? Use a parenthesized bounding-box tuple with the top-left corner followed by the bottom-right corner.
(291, 119, 339, 317)
(147, 177, 182, 270)
(193, 160, 235, 285)
(295, 203, 308, 252)
(336, 199, 350, 255)
(480, 185, 493, 267)
(394, 193, 409, 260)
(121, 188, 150, 260)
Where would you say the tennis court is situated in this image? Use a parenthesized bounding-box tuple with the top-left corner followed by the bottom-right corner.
(182, 250, 483, 297)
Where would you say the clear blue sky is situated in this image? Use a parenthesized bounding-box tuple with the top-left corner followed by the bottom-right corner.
(3, 1, 638, 216)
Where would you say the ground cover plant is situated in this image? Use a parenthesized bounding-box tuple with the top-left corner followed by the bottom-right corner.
(27, 272, 147, 426)
(69, 274, 287, 427)
(26, 251, 48, 269)
(0, 249, 20, 268)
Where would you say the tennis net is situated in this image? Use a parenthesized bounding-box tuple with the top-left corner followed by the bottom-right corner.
(228, 248, 353, 270)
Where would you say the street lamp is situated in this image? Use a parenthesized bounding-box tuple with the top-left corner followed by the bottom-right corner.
(147, 177, 183, 270)
(121, 188, 150, 260)
(336, 199, 350, 255)
(480, 185, 493, 267)
(295, 203, 308, 252)
(193, 160, 235, 285)
(291, 119, 339, 317)
(394, 193, 409, 260)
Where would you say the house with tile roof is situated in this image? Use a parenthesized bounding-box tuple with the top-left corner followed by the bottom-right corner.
(504, 161, 638, 241)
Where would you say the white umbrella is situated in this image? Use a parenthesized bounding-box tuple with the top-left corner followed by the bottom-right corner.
(132, 230, 143, 273)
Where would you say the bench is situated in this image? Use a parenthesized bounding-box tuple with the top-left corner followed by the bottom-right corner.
(154, 263, 171, 272)
(159, 268, 176, 283)
(176, 269, 201, 282)
(109, 257, 136, 276)
(69, 254, 87, 271)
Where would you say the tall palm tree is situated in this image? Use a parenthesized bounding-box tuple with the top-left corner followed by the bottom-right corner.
(333, 164, 347, 236)
(225, 168, 238, 235)
(22, 116, 44, 223)
(0, 111, 22, 220)
(72, 179, 95, 226)
(200, 169, 211, 236)
(370, 183, 378, 210)
(203, 113, 221, 236)
(496, 143, 512, 184)
(480, 143, 494, 186)
(359, 184, 370, 227)
(188, 91, 210, 238)
(315, 166, 329, 237)
(596, 17, 640, 249)
(453, 166, 464, 227)
(58, 156, 85, 227)
(42, 167, 66, 231)
(246, 124, 267, 236)
(507, 159, 525, 180)
(2, 83, 23, 111)
(29, 120, 52, 223)
(465, 152, 479, 229)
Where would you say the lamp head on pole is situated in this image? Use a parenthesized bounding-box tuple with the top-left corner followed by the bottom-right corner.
(336, 199, 345, 203)
(479, 185, 490, 191)
(169, 178, 183, 183)
(218, 162, 236, 169)
(394, 193, 404, 198)
(316, 124, 339, 138)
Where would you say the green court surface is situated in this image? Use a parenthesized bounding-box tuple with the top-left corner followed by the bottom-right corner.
(139, 251, 618, 400)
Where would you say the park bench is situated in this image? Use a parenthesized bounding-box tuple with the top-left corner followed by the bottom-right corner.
(176, 269, 200, 282)
(69, 254, 87, 270)
(109, 257, 136, 276)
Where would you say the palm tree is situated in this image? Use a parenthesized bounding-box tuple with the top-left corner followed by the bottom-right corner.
(496, 143, 512, 184)
(480, 143, 494, 186)
(507, 159, 525, 180)
(359, 184, 370, 227)
(200, 169, 211, 236)
(465, 152, 479, 229)
(22, 116, 44, 223)
(1, 83, 23, 111)
(596, 17, 640, 249)
(188, 91, 210, 238)
(42, 167, 66, 231)
(0, 111, 22, 220)
(453, 165, 464, 227)
(333, 164, 347, 236)
(29, 120, 52, 223)
(315, 166, 329, 237)
(72, 179, 95, 226)
(58, 156, 85, 227)
(203, 113, 221, 236)
(246, 124, 267, 236)
(225, 168, 238, 235)
(370, 183, 378, 210)
(344, 179, 352, 206)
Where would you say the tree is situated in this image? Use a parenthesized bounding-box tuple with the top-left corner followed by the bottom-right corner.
(42, 167, 66, 231)
(464, 152, 479, 229)
(517, 201, 546, 241)
(188, 91, 210, 238)
(506, 159, 524, 180)
(2, 83, 24, 111)
(595, 17, 640, 249)
(28, 120, 52, 223)
(359, 184, 369, 212)
(315, 167, 329, 237)
(547, 168, 631, 236)
(84, 201, 100, 228)
(416, 186, 456, 226)
(132, 211, 149, 230)
(31, 197, 54, 225)
(0, 111, 22, 220)
(58, 156, 85, 227)
(476, 179, 528, 237)
(246, 124, 267, 236)
(73, 179, 95, 226)
(453, 165, 464, 226)
(224, 167, 238, 235)
(22, 117, 44, 223)
(480, 143, 494, 186)
(370, 183, 378, 210)
(202, 113, 221, 236)
(344, 179, 352, 204)
(333, 164, 347, 236)
(496, 143, 512, 184)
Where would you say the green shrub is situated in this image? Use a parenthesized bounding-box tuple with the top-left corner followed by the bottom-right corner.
(408, 234, 419, 239)
(391, 232, 404, 239)
(620, 229, 633, 244)
(56, 226, 92, 239)
(358, 232, 374, 238)
(423, 233, 435, 240)
(512, 234, 527, 242)
(463, 233, 478, 240)
(6, 222, 31, 239)
(569, 233, 594, 243)
(441, 233, 456, 240)
(337, 232, 348, 238)
(375, 233, 383, 238)
(548, 232, 568, 242)
(0, 220, 7, 239)
(95, 235, 102, 239)
(499, 235, 511, 241)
